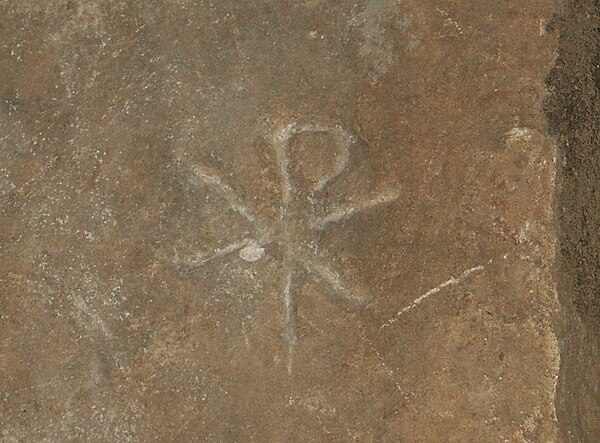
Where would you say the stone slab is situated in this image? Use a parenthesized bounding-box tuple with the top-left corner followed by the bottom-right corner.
(0, 1, 563, 441)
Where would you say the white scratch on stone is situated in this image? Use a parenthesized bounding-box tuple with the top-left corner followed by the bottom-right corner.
(371, 343, 403, 393)
(380, 265, 484, 330)
(184, 238, 254, 270)
(241, 320, 251, 350)
(283, 268, 297, 374)
(435, 6, 465, 35)
(191, 164, 257, 225)
(293, 251, 368, 305)
(273, 124, 295, 212)
(183, 236, 273, 271)
(312, 191, 401, 230)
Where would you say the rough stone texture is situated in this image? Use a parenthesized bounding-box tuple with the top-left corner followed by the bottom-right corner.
(546, 1, 600, 441)
(0, 1, 565, 441)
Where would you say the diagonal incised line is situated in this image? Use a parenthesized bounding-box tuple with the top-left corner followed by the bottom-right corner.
(182, 238, 254, 271)
(190, 164, 259, 227)
(311, 190, 401, 231)
(292, 249, 368, 305)
(379, 265, 485, 331)
(182, 237, 273, 271)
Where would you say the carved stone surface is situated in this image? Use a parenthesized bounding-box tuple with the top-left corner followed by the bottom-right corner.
(0, 1, 564, 441)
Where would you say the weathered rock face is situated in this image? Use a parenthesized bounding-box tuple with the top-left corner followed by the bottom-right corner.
(0, 1, 566, 441)
(547, 1, 600, 441)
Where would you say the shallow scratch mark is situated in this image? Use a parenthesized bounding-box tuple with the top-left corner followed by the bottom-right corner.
(293, 251, 368, 304)
(371, 342, 402, 393)
(273, 124, 295, 213)
(312, 191, 401, 230)
(191, 164, 257, 226)
(434, 6, 465, 35)
(380, 265, 484, 331)
(183, 238, 265, 271)
(299, 312, 326, 337)
(283, 268, 297, 374)
(184, 238, 251, 270)
(241, 320, 251, 350)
